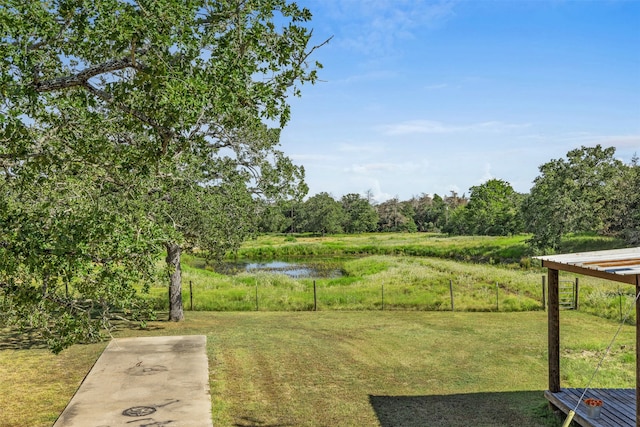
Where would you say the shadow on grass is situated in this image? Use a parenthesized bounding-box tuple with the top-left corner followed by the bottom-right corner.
(0, 319, 166, 351)
(0, 327, 48, 350)
(369, 391, 560, 427)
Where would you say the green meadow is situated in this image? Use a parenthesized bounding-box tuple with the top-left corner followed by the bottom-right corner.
(146, 233, 635, 323)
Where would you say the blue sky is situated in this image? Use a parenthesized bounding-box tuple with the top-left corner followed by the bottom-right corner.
(278, 0, 640, 202)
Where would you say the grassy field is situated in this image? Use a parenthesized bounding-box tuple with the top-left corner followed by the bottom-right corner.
(150, 254, 548, 313)
(1, 310, 636, 426)
(231, 232, 628, 264)
(147, 235, 638, 323)
(233, 232, 532, 263)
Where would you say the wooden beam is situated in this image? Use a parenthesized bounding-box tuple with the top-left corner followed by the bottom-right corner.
(541, 260, 637, 285)
(549, 268, 560, 393)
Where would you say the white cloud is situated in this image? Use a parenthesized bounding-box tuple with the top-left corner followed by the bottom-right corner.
(290, 153, 339, 163)
(322, 0, 457, 56)
(333, 69, 397, 84)
(345, 159, 430, 174)
(479, 163, 493, 184)
(581, 134, 640, 149)
(380, 119, 531, 135)
(338, 143, 385, 154)
(381, 120, 452, 135)
(349, 178, 393, 203)
(346, 163, 397, 173)
(474, 121, 531, 132)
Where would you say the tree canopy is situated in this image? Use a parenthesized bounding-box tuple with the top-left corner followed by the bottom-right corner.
(298, 192, 344, 235)
(461, 179, 523, 236)
(0, 0, 324, 351)
(523, 145, 626, 251)
(341, 193, 379, 233)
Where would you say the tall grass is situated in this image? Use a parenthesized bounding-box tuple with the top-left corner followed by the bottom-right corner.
(145, 233, 633, 320)
(147, 255, 546, 313)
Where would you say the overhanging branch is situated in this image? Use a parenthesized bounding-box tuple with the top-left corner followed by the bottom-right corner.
(34, 55, 147, 92)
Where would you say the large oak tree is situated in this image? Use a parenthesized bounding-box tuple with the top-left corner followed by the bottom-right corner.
(523, 145, 626, 251)
(0, 0, 323, 350)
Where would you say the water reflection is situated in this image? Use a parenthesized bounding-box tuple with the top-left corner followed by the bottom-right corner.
(212, 260, 344, 278)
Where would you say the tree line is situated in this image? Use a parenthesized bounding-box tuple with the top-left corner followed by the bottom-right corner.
(257, 145, 639, 252)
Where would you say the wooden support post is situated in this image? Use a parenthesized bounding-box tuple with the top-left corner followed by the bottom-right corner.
(190, 280, 193, 311)
(574, 277, 579, 310)
(548, 268, 560, 393)
(636, 278, 640, 427)
(314, 281, 317, 312)
(542, 275, 546, 311)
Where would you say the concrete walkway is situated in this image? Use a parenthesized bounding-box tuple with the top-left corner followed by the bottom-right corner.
(54, 335, 213, 427)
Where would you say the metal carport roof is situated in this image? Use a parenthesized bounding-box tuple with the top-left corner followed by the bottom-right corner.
(536, 247, 640, 285)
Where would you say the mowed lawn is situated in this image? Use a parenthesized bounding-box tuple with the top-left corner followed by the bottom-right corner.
(1, 311, 636, 426)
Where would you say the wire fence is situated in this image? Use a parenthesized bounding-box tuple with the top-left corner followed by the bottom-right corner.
(151, 277, 568, 313)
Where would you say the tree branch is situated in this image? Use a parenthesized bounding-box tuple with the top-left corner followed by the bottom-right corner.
(34, 55, 147, 92)
(27, 17, 74, 51)
(82, 81, 174, 153)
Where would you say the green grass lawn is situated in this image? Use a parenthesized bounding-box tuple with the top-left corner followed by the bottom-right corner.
(2, 310, 636, 426)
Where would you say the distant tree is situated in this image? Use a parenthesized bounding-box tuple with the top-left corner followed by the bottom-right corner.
(442, 205, 469, 235)
(605, 154, 640, 245)
(341, 193, 379, 233)
(299, 192, 345, 235)
(409, 194, 432, 232)
(464, 179, 524, 235)
(256, 175, 308, 235)
(622, 156, 640, 244)
(377, 198, 417, 232)
(399, 201, 418, 232)
(444, 191, 468, 210)
(431, 194, 449, 231)
(257, 200, 290, 234)
(364, 189, 377, 206)
(440, 191, 468, 234)
(281, 199, 305, 234)
(409, 193, 448, 232)
(523, 145, 624, 251)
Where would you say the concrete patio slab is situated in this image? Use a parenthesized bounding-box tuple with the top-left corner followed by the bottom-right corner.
(54, 335, 213, 427)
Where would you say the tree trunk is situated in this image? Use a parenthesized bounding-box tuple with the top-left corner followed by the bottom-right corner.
(166, 242, 184, 321)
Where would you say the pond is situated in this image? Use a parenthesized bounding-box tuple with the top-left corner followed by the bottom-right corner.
(213, 260, 344, 278)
